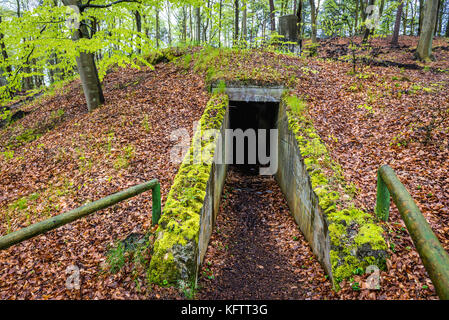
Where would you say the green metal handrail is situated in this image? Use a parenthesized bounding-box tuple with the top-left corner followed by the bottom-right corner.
(375, 164, 449, 300)
(0, 179, 161, 250)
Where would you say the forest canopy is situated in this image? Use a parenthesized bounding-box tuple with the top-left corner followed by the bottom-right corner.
(1, 0, 448, 109)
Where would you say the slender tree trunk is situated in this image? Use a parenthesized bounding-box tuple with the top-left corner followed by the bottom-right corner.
(434, 0, 440, 35)
(269, 0, 276, 32)
(195, 7, 201, 44)
(418, 0, 424, 35)
(446, 8, 449, 37)
(143, 14, 149, 39)
(218, 0, 223, 46)
(309, 0, 317, 42)
(242, 1, 247, 41)
(410, 0, 416, 35)
(134, 10, 142, 54)
(203, 0, 211, 43)
(62, 0, 105, 112)
(296, 0, 303, 50)
(380, 0, 386, 17)
(16, 0, 21, 17)
(234, 0, 239, 42)
(250, 8, 255, 42)
(181, 6, 187, 43)
(32, 57, 43, 88)
(437, 0, 444, 35)
(166, 1, 172, 45)
(391, 1, 404, 46)
(156, 8, 160, 48)
(363, 0, 376, 42)
(0, 16, 12, 74)
(189, 6, 193, 42)
(416, 0, 439, 60)
(403, 0, 409, 35)
(354, 0, 359, 34)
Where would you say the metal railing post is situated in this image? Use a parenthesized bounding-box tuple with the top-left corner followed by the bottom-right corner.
(375, 164, 449, 300)
(375, 169, 391, 222)
(152, 182, 161, 225)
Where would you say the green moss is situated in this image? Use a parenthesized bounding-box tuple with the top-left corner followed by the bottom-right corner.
(327, 208, 372, 226)
(148, 93, 228, 285)
(283, 93, 387, 289)
(354, 224, 386, 250)
(145, 47, 185, 65)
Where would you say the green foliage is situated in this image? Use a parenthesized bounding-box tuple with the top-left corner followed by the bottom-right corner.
(177, 280, 197, 299)
(106, 241, 127, 274)
(14, 128, 42, 145)
(0, 108, 12, 123)
(113, 145, 135, 170)
(216, 80, 226, 94)
(302, 42, 320, 57)
(1, 148, 14, 161)
(141, 114, 151, 133)
(0, 1, 159, 106)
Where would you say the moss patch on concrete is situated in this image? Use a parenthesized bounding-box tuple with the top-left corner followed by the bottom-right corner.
(284, 93, 387, 288)
(148, 93, 228, 285)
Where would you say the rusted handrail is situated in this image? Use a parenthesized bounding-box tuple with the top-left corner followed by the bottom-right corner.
(375, 164, 449, 300)
(0, 179, 161, 250)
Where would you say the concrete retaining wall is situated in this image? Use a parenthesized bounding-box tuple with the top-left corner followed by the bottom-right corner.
(148, 94, 229, 285)
(275, 100, 334, 281)
(197, 110, 229, 268)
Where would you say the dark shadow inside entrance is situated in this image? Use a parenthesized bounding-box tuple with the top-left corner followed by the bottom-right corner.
(228, 101, 279, 175)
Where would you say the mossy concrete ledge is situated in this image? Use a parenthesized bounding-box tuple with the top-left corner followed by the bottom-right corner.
(148, 93, 229, 286)
(276, 94, 388, 288)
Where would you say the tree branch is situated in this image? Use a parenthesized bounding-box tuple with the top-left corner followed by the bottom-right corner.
(80, 0, 139, 11)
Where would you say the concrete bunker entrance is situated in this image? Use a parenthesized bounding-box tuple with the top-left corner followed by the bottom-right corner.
(228, 101, 279, 173)
(198, 95, 316, 298)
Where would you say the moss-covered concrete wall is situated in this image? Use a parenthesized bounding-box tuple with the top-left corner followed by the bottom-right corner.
(148, 94, 229, 286)
(276, 93, 388, 288)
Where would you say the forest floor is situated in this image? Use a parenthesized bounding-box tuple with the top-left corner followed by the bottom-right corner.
(197, 166, 334, 300)
(0, 63, 208, 299)
(0, 35, 448, 299)
(300, 35, 449, 299)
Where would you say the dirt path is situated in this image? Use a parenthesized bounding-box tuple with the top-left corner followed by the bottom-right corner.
(197, 166, 334, 300)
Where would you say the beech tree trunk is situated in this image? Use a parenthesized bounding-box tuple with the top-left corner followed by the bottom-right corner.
(0, 16, 12, 75)
(218, 0, 223, 46)
(234, 0, 239, 42)
(269, 0, 276, 32)
(416, 0, 439, 60)
(402, 0, 408, 35)
(134, 10, 142, 54)
(296, 0, 303, 49)
(189, 6, 193, 41)
(195, 7, 201, 44)
(418, 0, 424, 35)
(434, 0, 440, 35)
(62, 0, 104, 112)
(391, 0, 404, 46)
(156, 8, 160, 48)
(363, 0, 376, 42)
(309, 0, 317, 42)
(242, 1, 247, 42)
(181, 6, 187, 42)
(446, 10, 449, 37)
(166, 1, 172, 45)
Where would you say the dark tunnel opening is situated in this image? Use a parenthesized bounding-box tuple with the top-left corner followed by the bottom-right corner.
(228, 101, 279, 175)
